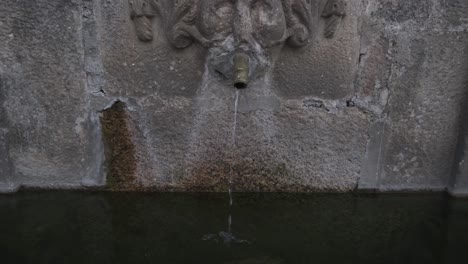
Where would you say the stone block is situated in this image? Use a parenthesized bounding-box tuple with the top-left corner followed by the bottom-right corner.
(0, 0, 104, 190)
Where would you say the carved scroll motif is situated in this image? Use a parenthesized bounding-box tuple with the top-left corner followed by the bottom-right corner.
(282, 0, 314, 47)
(321, 0, 347, 38)
(129, 0, 208, 48)
(129, 0, 157, 41)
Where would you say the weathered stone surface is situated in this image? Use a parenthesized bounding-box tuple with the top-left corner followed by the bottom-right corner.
(451, 89, 468, 197)
(0, 0, 467, 193)
(0, 0, 104, 190)
(0, 75, 16, 192)
(87, 0, 369, 191)
(274, 0, 359, 99)
(358, 0, 468, 192)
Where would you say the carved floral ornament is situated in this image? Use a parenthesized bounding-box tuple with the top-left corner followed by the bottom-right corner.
(129, 0, 347, 47)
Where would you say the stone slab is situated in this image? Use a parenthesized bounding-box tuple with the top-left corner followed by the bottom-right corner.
(0, 0, 104, 190)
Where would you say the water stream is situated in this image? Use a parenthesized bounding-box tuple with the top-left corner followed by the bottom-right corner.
(202, 89, 249, 246)
(228, 89, 240, 233)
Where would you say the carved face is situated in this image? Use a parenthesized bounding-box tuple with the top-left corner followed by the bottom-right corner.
(197, 0, 234, 41)
(250, 0, 288, 47)
(197, 0, 287, 48)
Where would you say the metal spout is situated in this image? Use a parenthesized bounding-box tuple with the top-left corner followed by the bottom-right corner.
(233, 53, 250, 89)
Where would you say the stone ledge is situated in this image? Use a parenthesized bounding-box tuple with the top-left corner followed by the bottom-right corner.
(0, 182, 20, 194)
(450, 189, 468, 198)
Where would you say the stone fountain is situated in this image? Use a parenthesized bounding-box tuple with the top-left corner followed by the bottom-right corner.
(0, 0, 467, 196)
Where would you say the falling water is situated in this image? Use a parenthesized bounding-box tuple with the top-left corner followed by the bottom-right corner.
(227, 89, 239, 233)
(202, 89, 249, 246)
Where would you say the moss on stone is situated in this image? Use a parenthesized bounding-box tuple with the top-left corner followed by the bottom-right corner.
(100, 101, 137, 190)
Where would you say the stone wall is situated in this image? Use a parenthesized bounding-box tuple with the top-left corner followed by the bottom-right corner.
(358, 0, 468, 194)
(0, 0, 467, 195)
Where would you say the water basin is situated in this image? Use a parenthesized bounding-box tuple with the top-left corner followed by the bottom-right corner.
(0, 192, 467, 264)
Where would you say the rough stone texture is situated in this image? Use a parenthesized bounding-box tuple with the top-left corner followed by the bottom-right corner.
(0, 76, 16, 192)
(357, 0, 468, 193)
(451, 88, 468, 197)
(0, 0, 467, 194)
(88, 0, 369, 192)
(274, 0, 360, 99)
(0, 0, 105, 191)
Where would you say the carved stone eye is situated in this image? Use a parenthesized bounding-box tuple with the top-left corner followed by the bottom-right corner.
(251, 0, 287, 47)
(251, 0, 273, 11)
(198, 0, 234, 40)
(251, 0, 276, 24)
(214, 2, 234, 18)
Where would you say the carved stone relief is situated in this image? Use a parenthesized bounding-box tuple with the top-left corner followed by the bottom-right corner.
(129, 0, 322, 48)
(128, 0, 347, 87)
(129, 0, 158, 42)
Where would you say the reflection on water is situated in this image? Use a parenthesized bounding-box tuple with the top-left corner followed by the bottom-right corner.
(202, 231, 250, 246)
(0, 192, 467, 264)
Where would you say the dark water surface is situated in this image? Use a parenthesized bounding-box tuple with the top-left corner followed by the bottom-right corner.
(1, 191, 467, 264)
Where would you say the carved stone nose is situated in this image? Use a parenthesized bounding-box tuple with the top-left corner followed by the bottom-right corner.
(233, 2, 254, 47)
